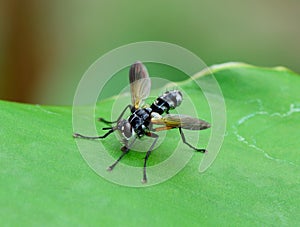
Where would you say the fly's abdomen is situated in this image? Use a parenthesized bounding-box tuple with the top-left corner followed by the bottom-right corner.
(150, 90, 183, 114)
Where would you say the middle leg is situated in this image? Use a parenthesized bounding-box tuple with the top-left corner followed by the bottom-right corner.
(98, 104, 132, 125)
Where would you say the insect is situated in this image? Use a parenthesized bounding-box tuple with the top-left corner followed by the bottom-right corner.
(73, 61, 211, 183)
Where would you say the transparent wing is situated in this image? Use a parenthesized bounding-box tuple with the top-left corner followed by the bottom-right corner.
(151, 114, 211, 130)
(129, 61, 151, 109)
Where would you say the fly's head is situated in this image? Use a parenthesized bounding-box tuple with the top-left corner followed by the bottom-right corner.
(116, 119, 134, 141)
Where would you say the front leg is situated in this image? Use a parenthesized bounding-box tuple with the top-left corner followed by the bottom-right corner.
(98, 104, 133, 125)
(142, 132, 159, 183)
(73, 128, 115, 140)
(107, 147, 130, 171)
(107, 136, 137, 171)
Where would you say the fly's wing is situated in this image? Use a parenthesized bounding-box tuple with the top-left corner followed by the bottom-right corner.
(129, 61, 151, 109)
(151, 114, 211, 130)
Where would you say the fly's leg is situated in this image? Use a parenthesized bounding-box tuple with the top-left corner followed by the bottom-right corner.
(107, 136, 137, 171)
(73, 128, 115, 140)
(107, 147, 129, 171)
(179, 128, 206, 153)
(98, 104, 133, 124)
(73, 104, 132, 139)
(142, 132, 159, 183)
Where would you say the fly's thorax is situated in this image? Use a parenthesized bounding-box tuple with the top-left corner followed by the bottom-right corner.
(129, 108, 152, 130)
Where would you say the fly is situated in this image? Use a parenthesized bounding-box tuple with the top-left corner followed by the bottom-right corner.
(73, 61, 211, 183)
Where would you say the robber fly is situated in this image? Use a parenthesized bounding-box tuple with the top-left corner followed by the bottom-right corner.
(73, 61, 211, 183)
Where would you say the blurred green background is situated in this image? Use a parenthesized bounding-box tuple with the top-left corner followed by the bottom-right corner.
(1, 0, 299, 105)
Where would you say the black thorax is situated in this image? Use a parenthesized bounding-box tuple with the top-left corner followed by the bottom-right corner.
(128, 108, 152, 137)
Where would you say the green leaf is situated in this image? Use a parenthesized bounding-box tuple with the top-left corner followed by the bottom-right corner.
(1, 63, 300, 226)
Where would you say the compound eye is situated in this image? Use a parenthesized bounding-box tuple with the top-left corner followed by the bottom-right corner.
(122, 122, 132, 139)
